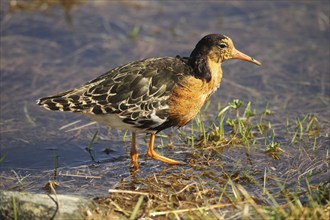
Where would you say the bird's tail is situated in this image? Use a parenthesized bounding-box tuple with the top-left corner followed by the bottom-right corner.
(37, 90, 86, 112)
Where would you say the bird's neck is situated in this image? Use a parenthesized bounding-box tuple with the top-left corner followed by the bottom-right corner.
(189, 54, 211, 82)
(189, 50, 222, 84)
(207, 55, 223, 92)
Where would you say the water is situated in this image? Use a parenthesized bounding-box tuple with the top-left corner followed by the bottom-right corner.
(1, 1, 329, 197)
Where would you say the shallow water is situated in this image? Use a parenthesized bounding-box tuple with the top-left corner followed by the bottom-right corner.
(1, 1, 329, 197)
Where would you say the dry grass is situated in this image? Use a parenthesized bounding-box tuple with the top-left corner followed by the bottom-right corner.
(83, 101, 329, 219)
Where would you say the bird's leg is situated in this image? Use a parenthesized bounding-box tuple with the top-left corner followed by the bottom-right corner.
(130, 132, 139, 170)
(147, 133, 185, 165)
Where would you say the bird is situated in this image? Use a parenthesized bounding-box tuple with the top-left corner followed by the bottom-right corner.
(37, 34, 261, 170)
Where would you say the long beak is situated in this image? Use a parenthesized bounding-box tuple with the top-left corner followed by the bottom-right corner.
(232, 48, 262, 66)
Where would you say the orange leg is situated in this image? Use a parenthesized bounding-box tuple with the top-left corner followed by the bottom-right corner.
(147, 133, 185, 165)
(130, 132, 139, 170)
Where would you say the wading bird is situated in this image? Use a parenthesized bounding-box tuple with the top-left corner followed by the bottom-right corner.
(37, 34, 261, 170)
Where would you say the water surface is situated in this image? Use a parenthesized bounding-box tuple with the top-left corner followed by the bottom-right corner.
(1, 1, 329, 197)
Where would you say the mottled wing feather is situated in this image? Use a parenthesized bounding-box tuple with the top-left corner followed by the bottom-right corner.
(37, 57, 192, 131)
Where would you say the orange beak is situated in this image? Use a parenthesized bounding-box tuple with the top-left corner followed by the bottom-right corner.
(232, 48, 261, 66)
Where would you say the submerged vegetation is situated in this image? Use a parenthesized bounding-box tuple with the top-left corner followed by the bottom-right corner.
(85, 100, 329, 219)
(1, 100, 328, 219)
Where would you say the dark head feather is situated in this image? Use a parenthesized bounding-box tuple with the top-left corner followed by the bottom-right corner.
(189, 34, 227, 82)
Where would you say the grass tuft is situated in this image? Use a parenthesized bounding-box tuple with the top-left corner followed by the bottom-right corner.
(88, 99, 328, 219)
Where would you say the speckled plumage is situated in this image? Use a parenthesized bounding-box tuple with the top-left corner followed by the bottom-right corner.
(37, 34, 261, 169)
(37, 57, 194, 132)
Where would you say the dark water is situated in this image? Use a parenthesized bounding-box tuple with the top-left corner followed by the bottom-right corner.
(1, 1, 329, 197)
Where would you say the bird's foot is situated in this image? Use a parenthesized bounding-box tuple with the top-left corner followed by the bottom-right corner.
(147, 149, 185, 165)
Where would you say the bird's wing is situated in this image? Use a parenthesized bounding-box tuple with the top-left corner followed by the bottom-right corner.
(37, 57, 192, 131)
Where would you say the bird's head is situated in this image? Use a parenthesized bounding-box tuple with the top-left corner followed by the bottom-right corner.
(189, 34, 261, 82)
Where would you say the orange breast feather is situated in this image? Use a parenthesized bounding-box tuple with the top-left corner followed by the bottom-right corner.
(168, 55, 223, 127)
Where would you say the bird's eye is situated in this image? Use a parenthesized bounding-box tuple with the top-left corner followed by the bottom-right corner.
(218, 43, 227, 49)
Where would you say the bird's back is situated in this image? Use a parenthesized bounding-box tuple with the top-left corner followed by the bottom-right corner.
(37, 56, 194, 132)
